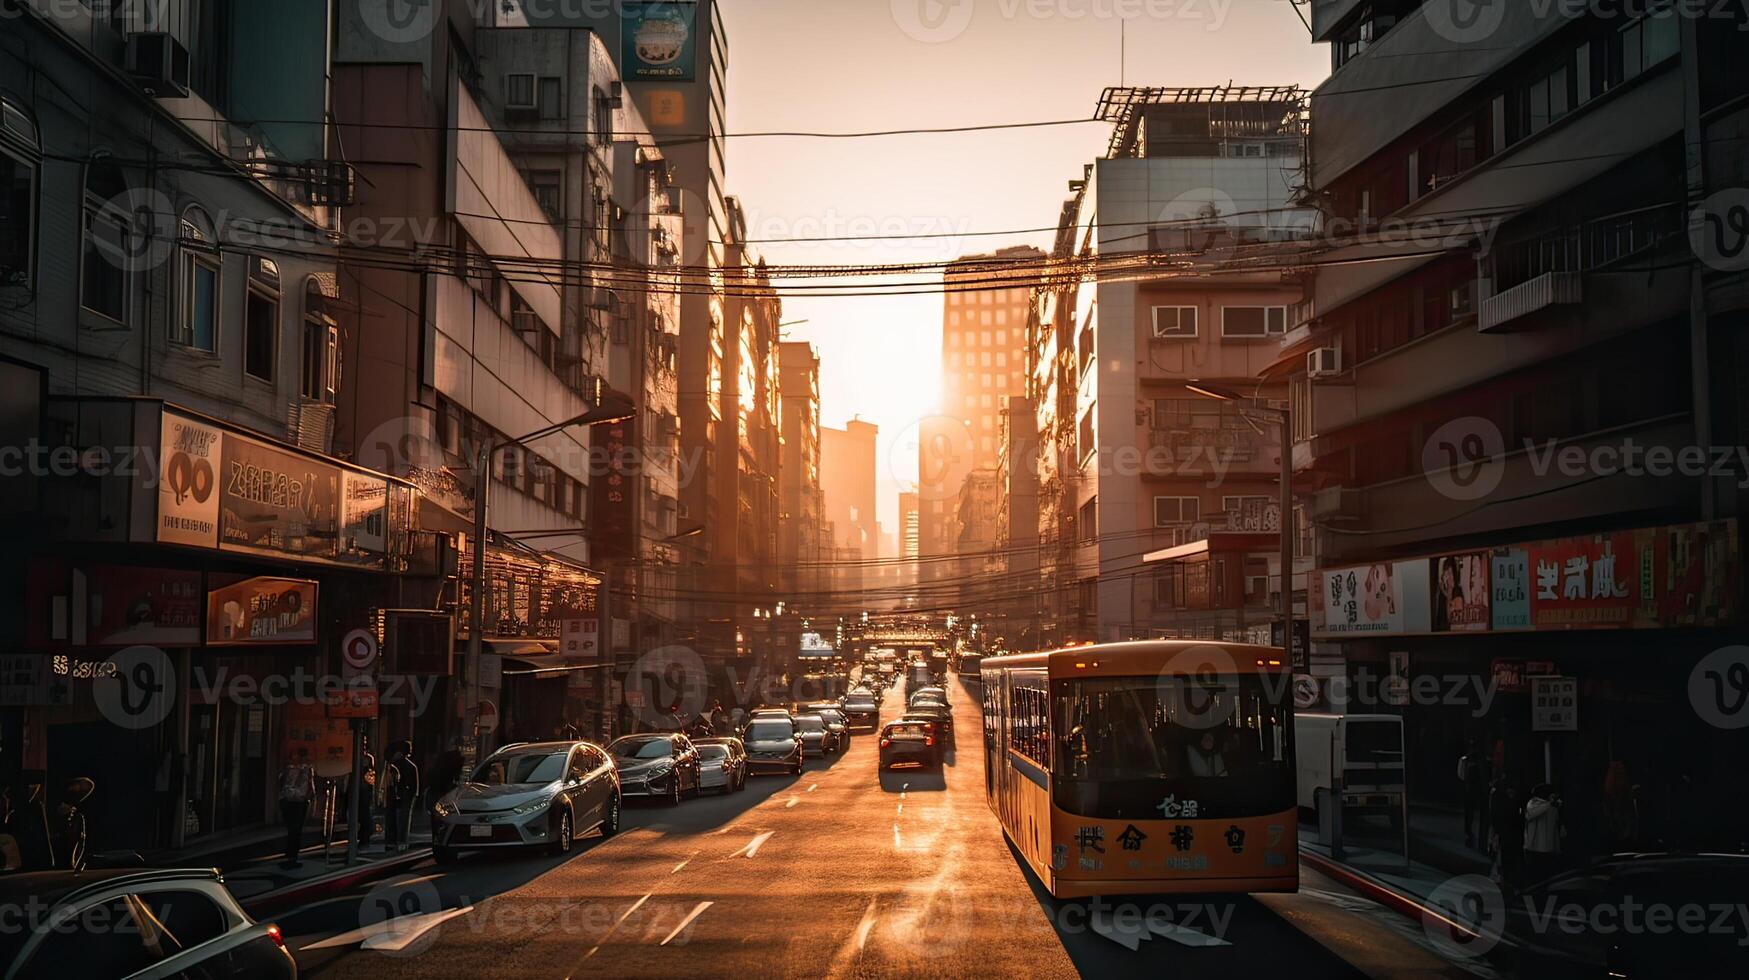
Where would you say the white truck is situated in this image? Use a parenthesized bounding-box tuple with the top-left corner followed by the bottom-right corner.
(1295, 713, 1406, 828)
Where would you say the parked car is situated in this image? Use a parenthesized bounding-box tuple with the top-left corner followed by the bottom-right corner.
(742, 717, 804, 775)
(1500, 853, 1749, 978)
(607, 733, 702, 805)
(0, 868, 294, 979)
(842, 692, 880, 730)
(901, 704, 954, 747)
(878, 719, 940, 770)
(694, 739, 747, 794)
(748, 708, 794, 723)
(431, 740, 619, 862)
(793, 712, 839, 758)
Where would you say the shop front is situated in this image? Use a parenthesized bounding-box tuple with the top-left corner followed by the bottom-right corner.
(1307, 520, 1743, 867)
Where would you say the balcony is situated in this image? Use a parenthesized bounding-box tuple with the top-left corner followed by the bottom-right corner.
(1479, 272, 1583, 332)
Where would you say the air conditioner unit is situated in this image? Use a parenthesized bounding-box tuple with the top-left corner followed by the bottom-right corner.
(303, 159, 357, 207)
(125, 32, 191, 98)
(504, 73, 538, 113)
(1306, 347, 1342, 379)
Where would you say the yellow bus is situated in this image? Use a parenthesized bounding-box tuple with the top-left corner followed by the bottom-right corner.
(980, 641, 1297, 898)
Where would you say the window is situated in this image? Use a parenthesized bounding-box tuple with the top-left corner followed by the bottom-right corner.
(1008, 682, 1049, 764)
(1221, 306, 1287, 337)
(81, 157, 131, 323)
(505, 73, 536, 108)
(1153, 496, 1200, 527)
(593, 87, 614, 145)
(20, 896, 179, 977)
(174, 208, 219, 352)
(244, 258, 280, 382)
(302, 280, 338, 402)
(538, 76, 563, 120)
(0, 97, 38, 289)
(1152, 306, 1197, 338)
(1079, 498, 1098, 543)
(527, 170, 562, 221)
(1078, 407, 1095, 462)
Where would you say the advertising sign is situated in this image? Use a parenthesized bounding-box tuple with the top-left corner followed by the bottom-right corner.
(623, 2, 698, 81)
(1527, 531, 1638, 630)
(341, 470, 388, 559)
(25, 561, 202, 649)
(561, 617, 600, 662)
(1430, 551, 1491, 632)
(1647, 521, 1738, 627)
(800, 632, 835, 659)
(1315, 561, 1430, 637)
(158, 413, 221, 547)
(206, 576, 319, 646)
(1531, 676, 1579, 732)
(1490, 548, 1531, 630)
(219, 433, 342, 563)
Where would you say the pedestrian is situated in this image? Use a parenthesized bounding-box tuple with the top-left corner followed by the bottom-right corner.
(386, 740, 420, 853)
(1459, 741, 1490, 848)
(355, 745, 377, 849)
(277, 748, 316, 868)
(710, 701, 728, 735)
(1522, 783, 1562, 884)
(1487, 776, 1522, 889)
(428, 737, 465, 837)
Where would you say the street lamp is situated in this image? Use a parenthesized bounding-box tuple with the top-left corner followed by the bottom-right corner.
(1183, 381, 1295, 657)
(465, 393, 636, 755)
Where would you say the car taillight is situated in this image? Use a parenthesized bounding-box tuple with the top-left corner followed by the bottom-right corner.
(880, 738, 890, 748)
(265, 923, 285, 949)
(926, 736, 935, 746)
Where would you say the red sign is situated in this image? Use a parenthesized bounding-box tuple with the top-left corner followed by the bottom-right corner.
(26, 561, 202, 649)
(1525, 531, 1640, 630)
(327, 679, 379, 719)
(206, 576, 319, 646)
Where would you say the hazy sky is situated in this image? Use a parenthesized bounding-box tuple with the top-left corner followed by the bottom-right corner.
(719, 1, 1330, 539)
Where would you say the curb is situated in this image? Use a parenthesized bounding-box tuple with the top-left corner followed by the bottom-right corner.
(240, 848, 431, 918)
(1298, 846, 1510, 951)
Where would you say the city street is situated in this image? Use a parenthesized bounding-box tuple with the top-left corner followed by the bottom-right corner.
(284, 680, 1487, 979)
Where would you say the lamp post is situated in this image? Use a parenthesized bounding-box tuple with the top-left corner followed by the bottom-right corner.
(465, 395, 635, 759)
(1184, 381, 1294, 655)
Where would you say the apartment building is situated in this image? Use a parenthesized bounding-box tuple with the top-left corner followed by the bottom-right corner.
(822, 418, 880, 615)
(779, 341, 827, 614)
(1270, 0, 1749, 862)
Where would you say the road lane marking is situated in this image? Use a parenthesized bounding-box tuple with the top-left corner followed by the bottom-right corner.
(854, 898, 879, 950)
(300, 906, 475, 952)
(786, 797, 800, 808)
(892, 824, 902, 848)
(672, 859, 689, 874)
(659, 901, 713, 946)
(1090, 914, 1232, 951)
(731, 831, 775, 858)
(807, 783, 818, 792)
(579, 893, 653, 963)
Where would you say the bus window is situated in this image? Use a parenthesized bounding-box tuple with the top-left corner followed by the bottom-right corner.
(1051, 675, 1294, 821)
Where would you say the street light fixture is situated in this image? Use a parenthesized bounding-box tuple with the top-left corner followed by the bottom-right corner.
(465, 392, 636, 756)
(1183, 380, 1295, 659)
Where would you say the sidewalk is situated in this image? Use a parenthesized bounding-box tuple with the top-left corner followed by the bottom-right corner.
(145, 818, 433, 917)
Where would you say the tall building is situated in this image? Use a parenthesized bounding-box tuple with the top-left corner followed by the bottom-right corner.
(1035, 87, 1317, 645)
(920, 247, 1044, 604)
(1271, 2, 1747, 865)
(779, 341, 827, 614)
(822, 419, 880, 613)
(992, 396, 1040, 650)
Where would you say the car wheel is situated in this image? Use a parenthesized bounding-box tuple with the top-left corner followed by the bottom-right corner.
(601, 793, 621, 837)
(551, 808, 574, 855)
(433, 846, 456, 865)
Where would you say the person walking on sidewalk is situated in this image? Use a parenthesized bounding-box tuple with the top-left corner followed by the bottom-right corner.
(386, 740, 420, 853)
(1522, 783, 1563, 884)
(277, 749, 316, 868)
(428, 738, 465, 837)
(1487, 776, 1523, 889)
(355, 746, 378, 850)
(1459, 741, 1490, 848)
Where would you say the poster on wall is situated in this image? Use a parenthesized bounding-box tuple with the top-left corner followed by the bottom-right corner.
(1649, 521, 1738, 627)
(1490, 548, 1531, 630)
(1316, 562, 1415, 636)
(158, 412, 221, 548)
(622, 2, 698, 81)
(1431, 552, 1491, 632)
(1526, 531, 1639, 630)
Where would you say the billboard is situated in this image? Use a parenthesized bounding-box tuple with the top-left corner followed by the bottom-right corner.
(158, 412, 221, 548)
(623, 2, 698, 81)
(1430, 552, 1491, 632)
(1313, 560, 1430, 637)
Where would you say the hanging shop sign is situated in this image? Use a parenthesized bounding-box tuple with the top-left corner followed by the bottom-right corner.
(1531, 675, 1579, 732)
(206, 576, 319, 646)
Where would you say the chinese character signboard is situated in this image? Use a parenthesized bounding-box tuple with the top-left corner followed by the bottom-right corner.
(1431, 551, 1491, 632)
(589, 417, 637, 559)
(623, 2, 698, 81)
(207, 576, 319, 646)
(158, 412, 221, 547)
(1491, 548, 1531, 629)
(1313, 561, 1429, 637)
(219, 434, 342, 563)
(1531, 676, 1579, 732)
(1527, 531, 1638, 630)
(561, 617, 600, 662)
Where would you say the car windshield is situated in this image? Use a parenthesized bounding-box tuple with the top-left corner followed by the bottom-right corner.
(745, 722, 793, 742)
(795, 715, 825, 732)
(610, 737, 674, 760)
(474, 752, 566, 785)
(846, 697, 875, 708)
(697, 745, 729, 762)
(1053, 675, 1294, 820)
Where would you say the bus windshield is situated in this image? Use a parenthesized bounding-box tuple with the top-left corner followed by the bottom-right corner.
(1052, 675, 1293, 821)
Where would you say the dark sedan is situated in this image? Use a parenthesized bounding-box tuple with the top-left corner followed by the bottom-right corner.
(742, 717, 805, 775)
(901, 703, 954, 747)
(842, 693, 880, 730)
(607, 733, 702, 805)
(878, 719, 940, 770)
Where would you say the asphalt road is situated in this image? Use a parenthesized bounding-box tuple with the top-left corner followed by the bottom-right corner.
(283, 675, 1494, 979)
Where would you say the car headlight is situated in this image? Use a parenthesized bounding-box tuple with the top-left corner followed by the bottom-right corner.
(432, 801, 456, 818)
(511, 795, 555, 816)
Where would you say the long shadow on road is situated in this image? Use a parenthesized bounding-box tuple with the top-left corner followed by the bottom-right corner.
(620, 748, 854, 835)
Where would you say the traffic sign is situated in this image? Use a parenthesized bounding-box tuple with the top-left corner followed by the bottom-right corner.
(474, 699, 499, 734)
